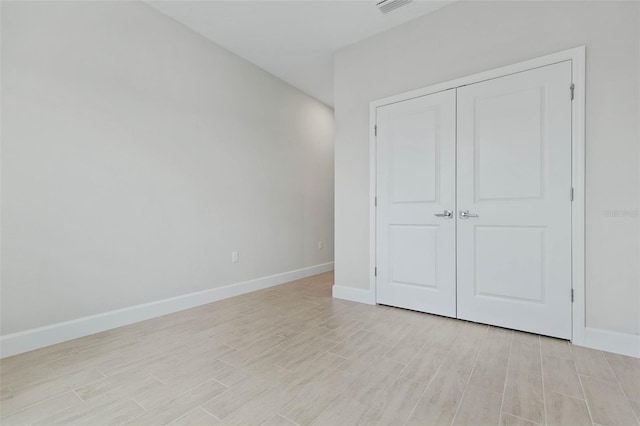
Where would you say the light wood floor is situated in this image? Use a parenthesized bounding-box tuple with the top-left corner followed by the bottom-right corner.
(1, 272, 639, 425)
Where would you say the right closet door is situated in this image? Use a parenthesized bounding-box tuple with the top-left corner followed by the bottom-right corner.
(456, 61, 573, 339)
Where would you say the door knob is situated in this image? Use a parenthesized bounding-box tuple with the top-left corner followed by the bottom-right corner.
(434, 210, 453, 218)
(459, 210, 479, 219)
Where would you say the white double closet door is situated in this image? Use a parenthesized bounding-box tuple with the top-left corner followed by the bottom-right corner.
(376, 62, 572, 339)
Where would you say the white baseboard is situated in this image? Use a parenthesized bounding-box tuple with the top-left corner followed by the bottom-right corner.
(577, 327, 640, 358)
(0, 262, 334, 359)
(332, 285, 375, 305)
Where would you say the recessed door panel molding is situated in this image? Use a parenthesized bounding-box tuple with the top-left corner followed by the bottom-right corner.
(457, 61, 573, 339)
(376, 89, 457, 317)
(474, 87, 545, 202)
(389, 225, 438, 289)
(474, 226, 546, 303)
(389, 108, 439, 204)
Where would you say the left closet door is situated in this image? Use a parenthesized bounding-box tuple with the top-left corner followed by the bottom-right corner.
(375, 89, 457, 317)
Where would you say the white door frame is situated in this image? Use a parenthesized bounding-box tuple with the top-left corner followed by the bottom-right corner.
(369, 46, 586, 344)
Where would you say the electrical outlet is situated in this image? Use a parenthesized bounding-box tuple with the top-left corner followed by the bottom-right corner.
(231, 251, 239, 263)
(318, 241, 324, 249)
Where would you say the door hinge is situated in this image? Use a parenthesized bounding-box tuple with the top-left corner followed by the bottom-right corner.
(374, 196, 377, 207)
(374, 125, 377, 136)
(570, 83, 575, 100)
(374, 267, 377, 277)
(571, 288, 574, 303)
(570, 187, 574, 201)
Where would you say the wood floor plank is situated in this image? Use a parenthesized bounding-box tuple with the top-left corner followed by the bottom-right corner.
(170, 407, 221, 425)
(400, 339, 451, 384)
(344, 356, 405, 405)
(152, 357, 231, 387)
(129, 379, 228, 425)
(406, 325, 484, 426)
(1, 368, 105, 418)
(277, 325, 333, 351)
(468, 327, 512, 393)
(32, 394, 142, 425)
(0, 363, 55, 390)
(279, 381, 343, 426)
(629, 399, 640, 423)
(323, 320, 364, 343)
(501, 340, 545, 425)
(75, 369, 163, 402)
(200, 374, 272, 421)
(540, 336, 572, 360)
(308, 395, 369, 426)
(0, 387, 13, 403)
(541, 354, 584, 399)
(544, 391, 591, 426)
(604, 352, 640, 401)
(279, 352, 346, 392)
(328, 329, 381, 360)
(135, 359, 230, 411)
(581, 375, 639, 426)
(1, 392, 82, 425)
(216, 385, 295, 425)
(218, 334, 288, 367)
(261, 414, 297, 426)
(500, 413, 540, 426)
(383, 322, 437, 365)
(75, 399, 146, 425)
(276, 338, 337, 371)
(357, 376, 426, 426)
(571, 345, 616, 382)
(452, 384, 502, 426)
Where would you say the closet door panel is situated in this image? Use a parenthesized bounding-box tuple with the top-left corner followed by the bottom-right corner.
(376, 90, 457, 317)
(456, 61, 573, 339)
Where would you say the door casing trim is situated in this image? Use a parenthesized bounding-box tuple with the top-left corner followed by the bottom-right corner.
(368, 46, 586, 344)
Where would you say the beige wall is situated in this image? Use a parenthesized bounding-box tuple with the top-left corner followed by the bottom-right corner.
(334, 1, 640, 335)
(1, 1, 334, 335)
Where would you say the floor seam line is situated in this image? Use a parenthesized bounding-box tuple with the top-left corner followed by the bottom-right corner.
(540, 336, 548, 425)
(449, 325, 490, 426)
(497, 330, 514, 425)
(402, 338, 454, 425)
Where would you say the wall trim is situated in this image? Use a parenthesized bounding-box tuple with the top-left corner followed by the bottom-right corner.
(0, 262, 334, 359)
(332, 285, 375, 305)
(580, 327, 640, 358)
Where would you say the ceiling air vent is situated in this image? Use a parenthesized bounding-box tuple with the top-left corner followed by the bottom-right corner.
(376, 0, 413, 14)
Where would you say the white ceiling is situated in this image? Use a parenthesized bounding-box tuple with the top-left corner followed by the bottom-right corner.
(146, 1, 453, 106)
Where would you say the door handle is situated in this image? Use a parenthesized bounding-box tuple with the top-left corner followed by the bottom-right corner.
(459, 210, 479, 219)
(434, 210, 453, 218)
